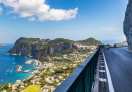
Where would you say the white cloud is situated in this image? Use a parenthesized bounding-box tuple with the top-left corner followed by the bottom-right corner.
(0, 0, 78, 21)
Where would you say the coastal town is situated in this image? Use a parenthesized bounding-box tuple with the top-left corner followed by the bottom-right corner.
(0, 0, 130, 92)
(0, 37, 100, 92)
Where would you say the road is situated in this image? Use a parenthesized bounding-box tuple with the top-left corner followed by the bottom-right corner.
(104, 47, 132, 92)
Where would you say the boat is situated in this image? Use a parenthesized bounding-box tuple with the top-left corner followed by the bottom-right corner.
(16, 65, 23, 72)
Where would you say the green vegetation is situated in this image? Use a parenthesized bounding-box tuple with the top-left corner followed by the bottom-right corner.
(49, 38, 74, 46)
(77, 37, 102, 45)
(9, 37, 100, 61)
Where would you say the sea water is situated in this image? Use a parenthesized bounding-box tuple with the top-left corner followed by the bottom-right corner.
(0, 44, 35, 84)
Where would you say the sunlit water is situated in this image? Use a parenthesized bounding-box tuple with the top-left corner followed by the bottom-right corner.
(0, 44, 35, 84)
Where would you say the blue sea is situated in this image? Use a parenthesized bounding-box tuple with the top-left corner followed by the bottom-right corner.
(0, 44, 34, 84)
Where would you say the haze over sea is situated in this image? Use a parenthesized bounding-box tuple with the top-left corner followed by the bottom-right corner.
(0, 44, 34, 84)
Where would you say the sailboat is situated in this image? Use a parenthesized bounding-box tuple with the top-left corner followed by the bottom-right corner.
(16, 65, 23, 72)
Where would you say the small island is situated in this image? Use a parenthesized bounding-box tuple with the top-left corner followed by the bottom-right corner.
(0, 37, 101, 92)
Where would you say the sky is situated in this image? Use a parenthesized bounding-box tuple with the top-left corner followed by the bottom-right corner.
(0, 0, 128, 43)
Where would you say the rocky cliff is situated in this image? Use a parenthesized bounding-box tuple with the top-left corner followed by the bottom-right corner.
(124, 0, 132, 50)
(9, 37, 75, 60)
(9, 37, 101, 61)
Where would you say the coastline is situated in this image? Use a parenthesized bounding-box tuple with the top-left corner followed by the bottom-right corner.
(0, 42, 98, 92)
(3, 47, 41, 85)
(0, 58, 40, 85)
(23, 60, 42, 82)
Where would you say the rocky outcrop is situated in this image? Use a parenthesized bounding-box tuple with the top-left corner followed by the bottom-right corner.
(124, 0, 132, 50)
(9, 37, 75, 61)
(9, 37, 101, 61)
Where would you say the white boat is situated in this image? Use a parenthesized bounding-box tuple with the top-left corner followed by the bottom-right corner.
(23, 70, 31, 73)
(16, 65, 23, 72)
(25, 59, 41, 66)
(25, 60, 33, 64)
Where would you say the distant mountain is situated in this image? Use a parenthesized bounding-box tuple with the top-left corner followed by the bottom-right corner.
(9, 37, 101, 61)
(76, 38, 102, 46)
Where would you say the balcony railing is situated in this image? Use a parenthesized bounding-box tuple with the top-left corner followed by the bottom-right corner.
(54, 48, 100, 92)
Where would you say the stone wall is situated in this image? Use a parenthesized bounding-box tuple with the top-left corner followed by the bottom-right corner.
(124, 0, 132, 50)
